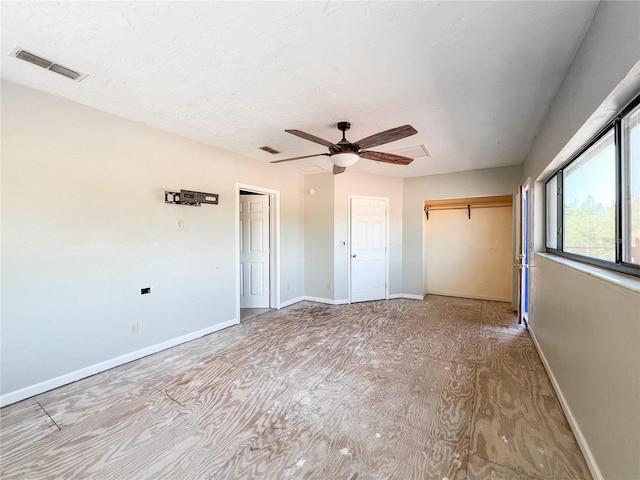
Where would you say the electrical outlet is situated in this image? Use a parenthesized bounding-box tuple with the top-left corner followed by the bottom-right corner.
(130, 322, 139, 334)
(177, 219, 184, 230)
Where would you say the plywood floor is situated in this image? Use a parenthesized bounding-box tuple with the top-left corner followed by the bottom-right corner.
(0, 296, 591, 479)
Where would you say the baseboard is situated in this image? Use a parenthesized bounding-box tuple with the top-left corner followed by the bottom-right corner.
(424, 291, 511, 303)
(528, 326, 603, 480)
(388, 294, 424, 300)
(0, 318, 238, 408)
(303, 296, 349, 305)
(304, 295, 423, 304)
(278, 296, 305, 308)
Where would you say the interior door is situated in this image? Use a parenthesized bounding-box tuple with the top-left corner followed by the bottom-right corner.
(517, 184, 530, 325)
(350, 197, 387, 303)
(239, 194, 270, 308)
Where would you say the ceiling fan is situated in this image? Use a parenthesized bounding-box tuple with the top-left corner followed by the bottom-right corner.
(271, 121, 418, 174)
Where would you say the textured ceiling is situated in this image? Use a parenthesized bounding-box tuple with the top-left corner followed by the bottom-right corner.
(0, 1, 599, 177)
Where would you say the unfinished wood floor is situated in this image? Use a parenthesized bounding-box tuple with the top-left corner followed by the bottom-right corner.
(1, 296, 591, 479)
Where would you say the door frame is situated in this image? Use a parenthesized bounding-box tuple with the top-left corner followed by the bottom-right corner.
(518, 180, 531, 326)
(236, 183, 280, 321)
(347, 195, 389, 303)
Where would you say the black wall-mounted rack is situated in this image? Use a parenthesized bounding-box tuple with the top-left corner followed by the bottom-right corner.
(165, 189, 219, 207)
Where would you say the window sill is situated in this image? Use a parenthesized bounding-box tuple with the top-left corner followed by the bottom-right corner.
(535, 252, 640, 294)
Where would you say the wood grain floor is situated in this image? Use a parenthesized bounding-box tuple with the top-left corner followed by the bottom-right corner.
(0, 296, 591, 479)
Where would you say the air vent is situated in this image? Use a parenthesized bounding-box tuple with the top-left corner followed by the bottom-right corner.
(15, 49, 52, 69)
(259, 146, 281, 155)
(49, 63, 82, 80)
(298, 165, 326, 174)
(9, 47, 87, 82)
(389, 144, 432, 159)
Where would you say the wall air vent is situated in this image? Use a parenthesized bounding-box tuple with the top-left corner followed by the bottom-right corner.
(9, 47, 87, 82)
(259, 146, 281, 155)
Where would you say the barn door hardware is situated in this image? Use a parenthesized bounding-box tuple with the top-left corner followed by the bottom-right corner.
(165, 189, 219, 207)
(467, 204, 471, 219)
(424, 205, 429, 220)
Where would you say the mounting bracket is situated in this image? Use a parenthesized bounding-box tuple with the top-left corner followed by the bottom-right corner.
(164, 189, 219, 207)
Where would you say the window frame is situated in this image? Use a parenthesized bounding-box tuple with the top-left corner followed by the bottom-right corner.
(545, 93, 640, 278)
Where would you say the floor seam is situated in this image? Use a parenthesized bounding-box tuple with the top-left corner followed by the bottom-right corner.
(469, 452, 543, 480)
(36, 402, 62, 432)
(465, 361, 479, 479)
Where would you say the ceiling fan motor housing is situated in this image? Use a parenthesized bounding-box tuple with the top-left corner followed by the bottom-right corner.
(331, 121, 360, 154)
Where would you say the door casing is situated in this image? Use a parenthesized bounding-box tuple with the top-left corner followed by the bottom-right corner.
(518, 181, 531, 326)
(235, 184, 280, 321)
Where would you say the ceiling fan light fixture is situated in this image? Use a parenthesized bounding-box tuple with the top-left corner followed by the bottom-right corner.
(331, 152, 359, 167)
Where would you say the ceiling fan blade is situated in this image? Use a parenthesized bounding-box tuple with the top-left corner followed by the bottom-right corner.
(285, 129, 337, 148)
(354, 125, 417, 150)
(270, 153, 330, 164)
(333, 165, 346, 175)
(359, 150, 414, 165)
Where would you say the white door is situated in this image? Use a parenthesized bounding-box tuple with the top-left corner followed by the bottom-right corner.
(239, 194, 270, 308)
(350, 197, 387, 303)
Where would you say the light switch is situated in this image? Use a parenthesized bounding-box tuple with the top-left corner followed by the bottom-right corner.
(177, 219, 184, 229)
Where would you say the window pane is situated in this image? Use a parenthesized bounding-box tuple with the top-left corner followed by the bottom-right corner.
(563, 130, 616, 262)
(546, 176, 558, 248)
(623, 104, 640, 265)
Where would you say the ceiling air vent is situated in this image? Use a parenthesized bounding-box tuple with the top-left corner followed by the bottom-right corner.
(259, 146, 281, 155)
(9, 47, 87, 82)
(49, 63, 83, 81)
(388, 144, 432, 159)
(15, 49, 52, 69)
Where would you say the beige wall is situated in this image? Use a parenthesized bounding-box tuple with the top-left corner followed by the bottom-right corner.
(521, 2, 640, 478)
(424, 206, 513, 302)
(304, 173, 335, 299)
(1, 81, 304, 400)
(531, 255, 640, 480)
(403, 165, 522, 300)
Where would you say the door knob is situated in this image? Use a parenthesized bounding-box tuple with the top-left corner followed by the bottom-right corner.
(352, 254, 357, 258)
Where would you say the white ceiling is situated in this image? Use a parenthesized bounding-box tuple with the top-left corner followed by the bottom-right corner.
(1, 1, 599, 177)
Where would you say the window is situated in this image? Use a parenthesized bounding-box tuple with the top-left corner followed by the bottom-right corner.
(545, 94, 640, 276)
(564, 131, 616, 261)
(546, 176, 558, 249)
(623, 103, 640, 265)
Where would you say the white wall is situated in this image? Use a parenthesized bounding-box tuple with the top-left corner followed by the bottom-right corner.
(424, 206, 513, 302)
(521, 2, 640, 478)
(403, 165, 522, 299)
(1, 81, 304, 402)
